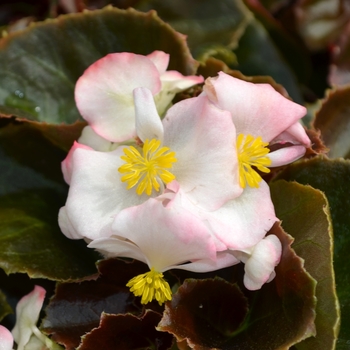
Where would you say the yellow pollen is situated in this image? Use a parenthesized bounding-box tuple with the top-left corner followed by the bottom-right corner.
(237, 134, 271, 188)
(126, 268, 172, 305)
(118, 139, 177, 196)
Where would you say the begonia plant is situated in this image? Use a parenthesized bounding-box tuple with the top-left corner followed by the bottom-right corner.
(0, 3, 348, 350)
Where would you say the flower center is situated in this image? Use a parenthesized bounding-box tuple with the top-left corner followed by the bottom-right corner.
(237, 134, 271, 188)
(126, 268, 172, 305)
(118, 139, 177, 196)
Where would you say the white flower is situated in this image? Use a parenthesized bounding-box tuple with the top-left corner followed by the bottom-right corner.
(88, 197, 238, 304)
(59, 88, 240, 241)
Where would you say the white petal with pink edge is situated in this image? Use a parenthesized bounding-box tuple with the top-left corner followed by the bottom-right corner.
(108, 197, 218, 272)
(146, 50, 169, 75)
(204, 72, 308, 143)
(75, 52, 161, 142)
(61, 141, 92, 185)
(12, 286, 46, 350)
(164, 181, 277, 251)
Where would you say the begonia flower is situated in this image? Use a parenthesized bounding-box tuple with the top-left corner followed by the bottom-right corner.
(11, 286, 62, 350)
(59, 88, 240, 241)
(75, 50, 203, 143)
(203, 72, 311, 189)
(88, 197, 238, 305)
(0, 325, 13, 350)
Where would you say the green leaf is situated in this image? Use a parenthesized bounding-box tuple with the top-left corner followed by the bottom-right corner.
(0, 123, 99, 281)
(0, 189, 99, 281)
(0, 6, 198, 125)
(0, 289, 12, 322)
(243, 0, 312, 86)
(313, 87, 350, 158)
(135, 0, 252, 60)
(0, 106, 86, 152)
(233, 19, 303, 103)
(329, 20, 350, 87)
(270, 180, 339, 350)
(276, 156, 350, 348)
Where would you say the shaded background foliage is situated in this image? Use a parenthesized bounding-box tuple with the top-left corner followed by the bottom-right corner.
(0, 0, 349, 349)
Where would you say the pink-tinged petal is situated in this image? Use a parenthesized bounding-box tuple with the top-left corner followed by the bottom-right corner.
(268, 145, 307, 167)
(170, 250, 239, 273)
(0, 326, 13, 350)
(12, 286, 46, 349)
(206, 181, 278, 250)
(146, 50, 170, 75)
(162, 181, 227, 251)
(88, 237, 148, 265)
(271, 121, 311, 147)
(163, 94, 242, 211)
(64, 147, 146, 240)
(75, 53, 161, 142)
(238, 235, 282, 290)
(166, 180, 277, 250)
(133, 88, 164, 142)
(78, 126, 113, 152)
(110, 198, 218, 272)
(204, 72, 307, 142)
(61, 141, 92, 184)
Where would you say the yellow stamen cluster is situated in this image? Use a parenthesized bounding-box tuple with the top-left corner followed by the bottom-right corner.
(127, 268, 172, 305)
(118, 139, 177, 196)
(237, 134, 271, 188)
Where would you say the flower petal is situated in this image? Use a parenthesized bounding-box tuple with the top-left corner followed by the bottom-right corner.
(166, 180, 278, 251)
(268, 145, 307, 167)
(12, 286, 46, 350)
(88, 237, 148, 265)
(78, 126, 113, 152)
(0, 326, 13, 350)
(170, 250, 239, 273)
(163, 94, 242, 211)
(204, 72, 307, 142)
(270, 121, 311, 147)
(207, 181, 278, 250)
(75, 52, 161, 142)
(62, 147, 146, 240)
(61, 141, 92, 185)
(133, 87, 164, 142)
(146, 50, 170, 75)
(58, 206, 82, 240)
(236, 235, 282, 290)
(110, 198, 218, 272)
